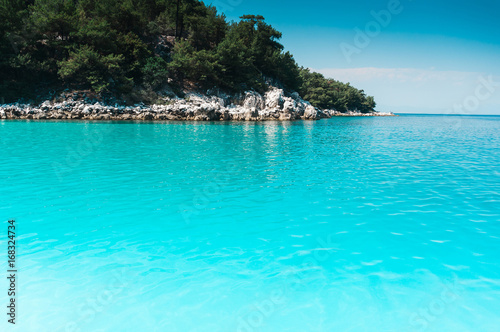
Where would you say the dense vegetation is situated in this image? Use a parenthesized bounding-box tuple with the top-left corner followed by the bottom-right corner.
(0, 0, 376, 112)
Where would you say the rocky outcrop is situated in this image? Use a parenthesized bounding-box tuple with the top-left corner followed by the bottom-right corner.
(0, 87, 394, 121)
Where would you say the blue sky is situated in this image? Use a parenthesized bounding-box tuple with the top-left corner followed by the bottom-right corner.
(212, 0, 500, 114)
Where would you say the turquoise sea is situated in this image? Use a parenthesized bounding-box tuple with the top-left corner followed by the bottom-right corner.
(1, 115, 500, 331)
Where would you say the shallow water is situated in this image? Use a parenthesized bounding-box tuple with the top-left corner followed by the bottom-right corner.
(1, 115, 499, 331)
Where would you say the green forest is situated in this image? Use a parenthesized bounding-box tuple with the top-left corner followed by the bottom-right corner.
(0, 0, 376, 112)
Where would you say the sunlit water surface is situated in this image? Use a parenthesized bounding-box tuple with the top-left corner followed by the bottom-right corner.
(1, 115, 499, 331)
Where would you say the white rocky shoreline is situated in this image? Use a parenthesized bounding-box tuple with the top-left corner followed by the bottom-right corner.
(0, 87, 394, 121)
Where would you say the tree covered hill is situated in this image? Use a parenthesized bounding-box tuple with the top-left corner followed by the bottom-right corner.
(0, 0, 376, 112)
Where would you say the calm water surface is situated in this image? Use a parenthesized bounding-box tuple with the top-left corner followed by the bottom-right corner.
(0, 115, 499, 331)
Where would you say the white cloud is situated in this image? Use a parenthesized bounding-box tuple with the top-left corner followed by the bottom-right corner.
(313, 67, 500, 114)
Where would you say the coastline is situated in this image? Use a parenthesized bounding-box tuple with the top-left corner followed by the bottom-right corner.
(0, 87, 394, 121)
